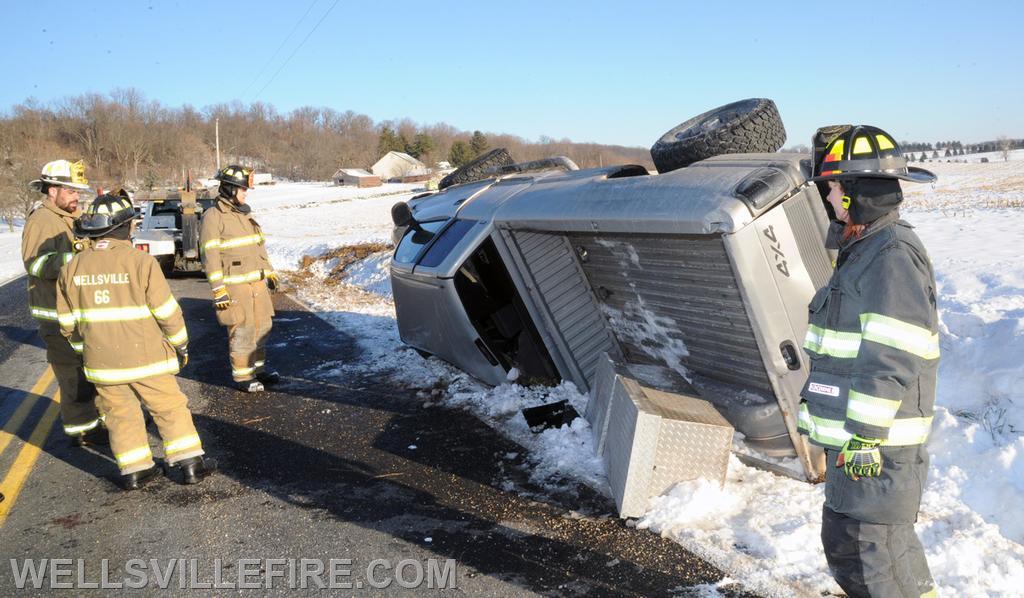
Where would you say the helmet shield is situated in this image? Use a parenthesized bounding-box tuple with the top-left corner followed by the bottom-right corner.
(29, 159, 92, 192)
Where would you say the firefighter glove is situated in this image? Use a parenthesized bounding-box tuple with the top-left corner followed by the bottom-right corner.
(266, 271, 280, 292)
(176, 346, 189, 369)
(213, 288, 231, 310)
(836, 434, 882, 480)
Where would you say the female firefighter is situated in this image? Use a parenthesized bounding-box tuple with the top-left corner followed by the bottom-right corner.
(800, 125, 939, 597)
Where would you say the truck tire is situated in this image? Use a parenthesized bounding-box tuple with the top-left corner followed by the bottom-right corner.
(650, 98, 786, 174)
(157, 256, 174, 277)
(439, 148, 514, 190)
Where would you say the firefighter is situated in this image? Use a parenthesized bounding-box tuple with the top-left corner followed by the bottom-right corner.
(801, 125, 938, 597)
(56, 193, 216, 490)
(199, 165, 279, 393)
(21, 160, 106, 446)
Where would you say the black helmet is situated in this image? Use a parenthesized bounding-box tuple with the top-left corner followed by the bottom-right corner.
(811, 125, 936, 184)
(215, 164, 254, 190)
(75, 193, 135, 238)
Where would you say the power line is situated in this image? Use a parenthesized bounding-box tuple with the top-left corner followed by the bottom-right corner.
(241, 0, 321, 99)
(252, 0, 342, 102)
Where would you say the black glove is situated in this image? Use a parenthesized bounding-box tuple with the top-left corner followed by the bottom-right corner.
(213, 288, 231, 310)
(176, 346, 189, 369)
(266, 271, 280, 292)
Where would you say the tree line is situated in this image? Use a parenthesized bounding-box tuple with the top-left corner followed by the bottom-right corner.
(902, 139, 1023, 153)
(0, 88, 652, 225)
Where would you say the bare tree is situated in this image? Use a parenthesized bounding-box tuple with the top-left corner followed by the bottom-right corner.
(997, 136, 1013, 162)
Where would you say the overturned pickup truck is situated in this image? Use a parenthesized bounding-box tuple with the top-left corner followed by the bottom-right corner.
(390, 100, 833, 480)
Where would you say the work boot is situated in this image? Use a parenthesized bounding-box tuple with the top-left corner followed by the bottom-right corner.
(256, 371, 280, 385)
(237, 379, 265, 393)
(176, 456, 218, 485)
(74, 426, 110, 448)
(120, 465, 162, 491)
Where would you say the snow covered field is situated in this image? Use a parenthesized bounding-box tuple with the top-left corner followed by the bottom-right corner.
(3, 157, 1021, 595)
(0, 222, 26, 286)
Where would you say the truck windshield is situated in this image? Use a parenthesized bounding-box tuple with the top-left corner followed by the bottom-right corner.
(151, 199, 216, 214)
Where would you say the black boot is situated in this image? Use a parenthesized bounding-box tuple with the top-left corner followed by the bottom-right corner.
(256, 371, 280, 385)
(176, 456, 218, 485)
(237, 379, 264, 393)
(74, 426, 110, 448)
(120, 465, 162, 491)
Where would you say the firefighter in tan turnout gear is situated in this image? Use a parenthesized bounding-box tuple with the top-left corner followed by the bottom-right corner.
(200, 165, 280, 393)
(56, 193, 216, 490)
(21, 160, 106, 446)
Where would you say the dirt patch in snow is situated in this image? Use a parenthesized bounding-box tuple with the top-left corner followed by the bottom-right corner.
(292, 241, 391, 283)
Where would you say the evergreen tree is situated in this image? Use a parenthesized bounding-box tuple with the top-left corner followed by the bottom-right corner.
(408, 133, 435, 159)
(376, 126, 404, 158)
(448, 141, 472, 167)
(469, 130, 489, 156)
(932, 150, 939, 159)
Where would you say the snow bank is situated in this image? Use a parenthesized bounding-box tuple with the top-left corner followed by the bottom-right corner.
(281, 164, 1024, 595)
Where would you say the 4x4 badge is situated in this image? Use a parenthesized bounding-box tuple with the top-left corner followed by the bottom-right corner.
(763, 225, 790, 277)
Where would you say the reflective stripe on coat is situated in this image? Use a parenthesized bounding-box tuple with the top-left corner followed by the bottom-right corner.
(799, 214, 939, 448)
(56, 239, 187, 385)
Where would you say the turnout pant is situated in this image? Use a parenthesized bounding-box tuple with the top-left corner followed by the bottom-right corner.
(821, 446, 935, 598)
(217, 281, 274, 382)
(41, 333, 100, 436)
(94, 374, 203, 475)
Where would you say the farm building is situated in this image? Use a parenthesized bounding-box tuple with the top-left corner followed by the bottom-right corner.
(371, 151, 428, 181)
(332, 168, 382, 188)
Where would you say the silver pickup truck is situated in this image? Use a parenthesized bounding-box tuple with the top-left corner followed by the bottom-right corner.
(389, 100, 834, 479)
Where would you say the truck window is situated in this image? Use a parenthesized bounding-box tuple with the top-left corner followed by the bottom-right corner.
(394, 220, 447, 264)
(418, 219, 477, 268)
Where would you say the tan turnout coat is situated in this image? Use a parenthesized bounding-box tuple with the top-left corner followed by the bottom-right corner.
(22, 199, 80, 333)
(199, 198, 275, 326)
(56, 239, 189, 385)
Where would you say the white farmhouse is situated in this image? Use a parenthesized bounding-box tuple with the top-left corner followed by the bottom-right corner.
(371, 151, 428, 181)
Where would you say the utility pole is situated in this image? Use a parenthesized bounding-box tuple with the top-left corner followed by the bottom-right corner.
(215, 118, 221, 171)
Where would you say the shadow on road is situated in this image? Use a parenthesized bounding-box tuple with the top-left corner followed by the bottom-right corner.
(171, 296, 731, 595)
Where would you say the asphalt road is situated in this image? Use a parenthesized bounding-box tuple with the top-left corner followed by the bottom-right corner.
(0, 274, 754, 596)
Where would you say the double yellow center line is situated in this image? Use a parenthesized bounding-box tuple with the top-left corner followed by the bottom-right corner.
(0, 366, 60, 525)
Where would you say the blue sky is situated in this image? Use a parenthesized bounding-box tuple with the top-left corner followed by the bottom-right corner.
(2, 1, 1021, 148)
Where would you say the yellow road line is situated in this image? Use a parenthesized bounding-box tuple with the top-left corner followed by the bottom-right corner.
(0, 391, 61, 525)
(0, 367, 55, 458)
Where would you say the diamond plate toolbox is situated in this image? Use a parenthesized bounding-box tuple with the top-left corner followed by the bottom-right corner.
(590, 360, 734, 518)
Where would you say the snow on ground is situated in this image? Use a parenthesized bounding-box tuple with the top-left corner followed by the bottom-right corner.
(256, 160, 1024, 596)
(246, 181, 423, 270)
(0, 222, 25, 286)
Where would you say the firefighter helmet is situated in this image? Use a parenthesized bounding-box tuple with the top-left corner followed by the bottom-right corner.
(811, 125, 935, 184)
(74, 193, 136, 238)
(215, 164, 254, 190)
(29, 159, 92, 192)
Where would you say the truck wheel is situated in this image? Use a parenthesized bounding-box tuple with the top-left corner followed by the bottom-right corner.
(439, 148, 514, 190)
(650, 98, 787, 174)
(157, 256, 174, 277)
